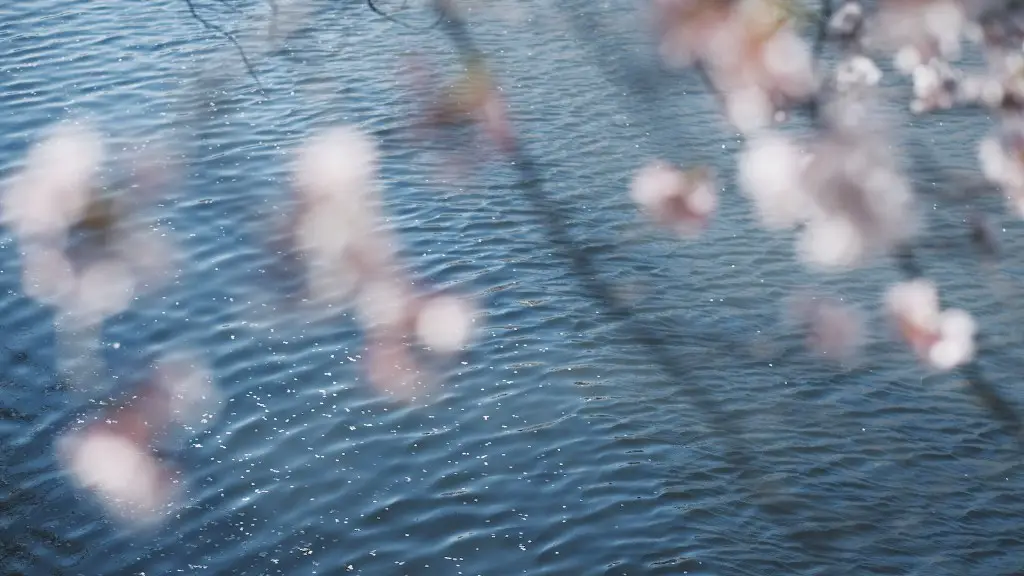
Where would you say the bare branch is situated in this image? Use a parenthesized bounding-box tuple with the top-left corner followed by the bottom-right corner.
(182, 0, 266, 96)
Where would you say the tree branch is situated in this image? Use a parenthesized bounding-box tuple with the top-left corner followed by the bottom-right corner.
(182, 0, 266, 97)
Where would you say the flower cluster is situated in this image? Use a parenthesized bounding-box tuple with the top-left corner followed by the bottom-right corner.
(739, 125, 916, 270)
(56, 352, 220, 524)
(629, 160, 717, 236)
(3, 122, 177, 328)
(885, 279, 976, 371)
(653, 0, 816, 133)
(290, 125, 477, 397)
(979, 118, 1024, 217)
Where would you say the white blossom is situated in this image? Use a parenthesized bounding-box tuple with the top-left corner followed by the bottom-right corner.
(884, 279, 976, 371)
(738, 134, 812, 229)
(2, 122, 103, 242)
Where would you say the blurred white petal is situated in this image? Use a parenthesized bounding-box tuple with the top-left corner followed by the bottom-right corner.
(762, 30, 815, 96)
(415, 295, 475, 353)
(726, 87, 774, 135)
(912, 64, 941, 99)
(687, 181, 717, 216)
(21, 245, 76, 307)
(828, 1, 863, 37)
(293, 125, 379, 206)
(738, 134, 810, 229)
(885, 279, 940, 332)
(3, 122, 102, 240)
(798, 217, 865, 269)
(836, 55, 882, 91)
(58, 428, 174, 523)
(74, 258, 136, 323)
(939, 308, 976, 342)
(629, 160, 683, 211)
(894, 46, 923, 74)
(630, 160, 716, 235)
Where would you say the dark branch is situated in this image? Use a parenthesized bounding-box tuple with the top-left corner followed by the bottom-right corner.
(367, 0, 443, 30)
(183, 0, 266, 97)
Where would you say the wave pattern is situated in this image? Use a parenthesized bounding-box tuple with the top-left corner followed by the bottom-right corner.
(0, 1, 1023, 575)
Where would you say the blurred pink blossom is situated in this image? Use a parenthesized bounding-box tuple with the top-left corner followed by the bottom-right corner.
(2, 122, 102, 243)
(290, 125, 478, 395)
(629, 160, 717, 236)
(738, 133, 813, 229)
(652, 0, 816, 133)
(5, 123, 180, 326)
(835, 55, 883, 93)
(798, 129, 918, 270)
(739, 125, 916, 270)
(787, 294, 866, 363)
(291, 125, 387, 305)
(57, 427, 178, 525)
(56, 352, 219, 524)
(979, 121, 1024, 217)
(828, 1, 865, 40)
(870, 0, 967, 73)
(908, 59, 959, 113)
(884, 279, 976, 371)
(413, 294, 477, 354)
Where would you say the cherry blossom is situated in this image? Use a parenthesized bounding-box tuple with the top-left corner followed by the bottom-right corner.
(4, 122, 180, 327)
(870, 0, 967, 74)
(884, 279, 976, 371)
(652, 0, 816, 133)
(55, 351, 221, 524)
(290, 125, 478, 395)
(57, 427, 178, 525)
(413, 294, 477, 354)
(291, 125, 387, 306)
(908, 58, 960, 113)
(629, 160, 717, 236)
(978, 120, 1024, 217)
(737, 133, 813, 229)
(2, 122, 102, 243)
(835, 55, 883, 93)
(828, 1, 865, 41)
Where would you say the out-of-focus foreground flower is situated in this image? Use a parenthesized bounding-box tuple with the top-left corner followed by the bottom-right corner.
(738, 124, 917, 270)
(885, 279, 976, 371)
(653, 0, 817, 133)
(630, 160, 717, 236)
(868, 0, 967, 74)
(979, 119, 1024, 217)
(3, 121, 179, 328)
(290, 125, 478, 398)
(56, 352, 220, 525)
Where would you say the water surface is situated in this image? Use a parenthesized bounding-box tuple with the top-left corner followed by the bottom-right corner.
(1, 1, 1023, 575)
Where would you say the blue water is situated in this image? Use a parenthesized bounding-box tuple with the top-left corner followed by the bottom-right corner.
(2, 1, 1024, 574)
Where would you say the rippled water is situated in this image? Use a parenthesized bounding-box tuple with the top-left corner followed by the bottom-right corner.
(2, 1, 1024, 574)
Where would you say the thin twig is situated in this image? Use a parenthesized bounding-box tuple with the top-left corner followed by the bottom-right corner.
(213, 0, 243, 14)
(183, 0, 267, 97)
(367, 0, 443, 30)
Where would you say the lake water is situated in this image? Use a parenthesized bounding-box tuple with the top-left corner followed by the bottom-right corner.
(2, 1, 1024, 574)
